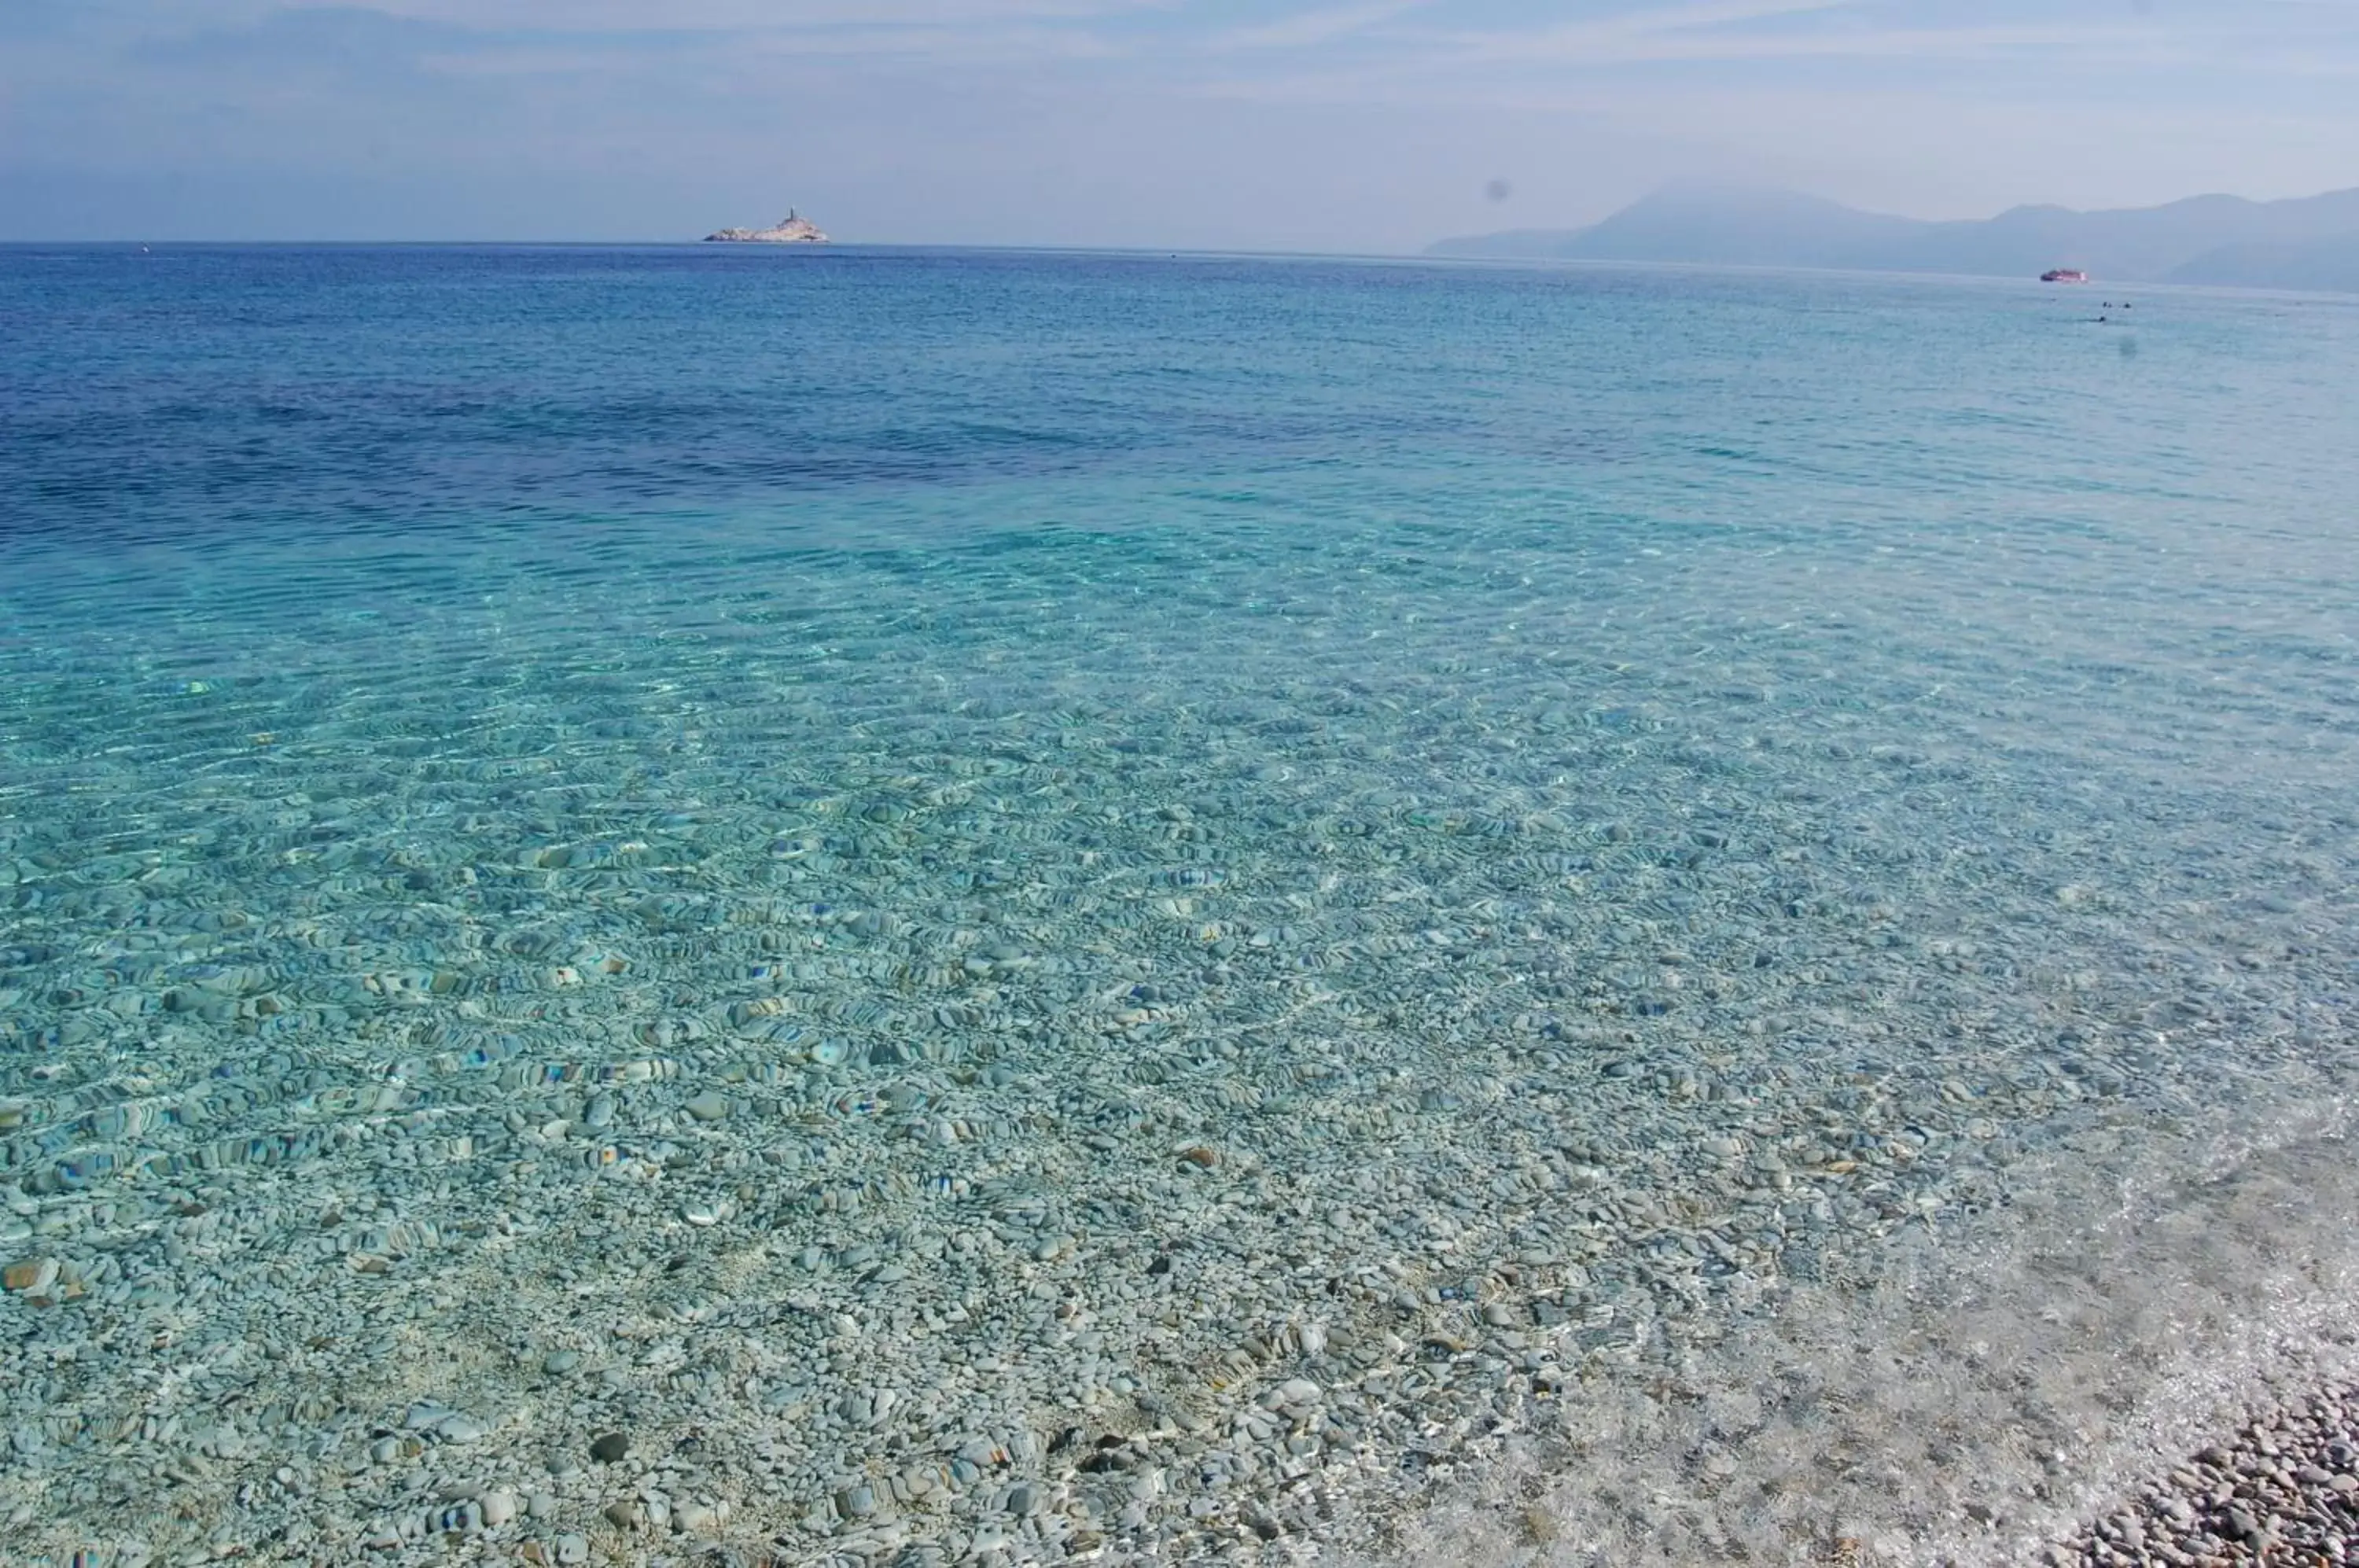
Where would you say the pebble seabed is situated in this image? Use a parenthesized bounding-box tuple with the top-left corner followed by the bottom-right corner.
(3, 521, 2358, 1568)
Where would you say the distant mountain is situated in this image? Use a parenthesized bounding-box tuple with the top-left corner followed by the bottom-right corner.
(1430, 184, 2359, 289)
(1478, 186, 1924, 271)
(2169, 230, 2359, 293)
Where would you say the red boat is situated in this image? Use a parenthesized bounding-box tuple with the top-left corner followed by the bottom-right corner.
(2041, 268, 2090, 284)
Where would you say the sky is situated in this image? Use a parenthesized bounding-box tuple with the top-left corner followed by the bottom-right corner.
(4, 0, 2358, 250)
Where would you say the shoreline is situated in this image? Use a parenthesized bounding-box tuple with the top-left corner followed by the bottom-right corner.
(1347, 1117, 2359, 1568)
(2050, 1375, 2359, 1566)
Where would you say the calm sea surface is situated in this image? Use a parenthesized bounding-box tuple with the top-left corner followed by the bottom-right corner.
(4, 245, 2359, 1565)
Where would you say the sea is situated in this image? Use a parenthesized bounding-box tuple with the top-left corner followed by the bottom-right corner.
(3, 244, 2358, 1567)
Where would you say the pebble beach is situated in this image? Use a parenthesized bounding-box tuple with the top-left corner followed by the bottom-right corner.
(5, 246, 2359, 1566)
(2060, 1388, 2359, 1567)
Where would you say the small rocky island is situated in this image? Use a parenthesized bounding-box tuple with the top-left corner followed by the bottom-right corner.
(703, 209, 829, 245)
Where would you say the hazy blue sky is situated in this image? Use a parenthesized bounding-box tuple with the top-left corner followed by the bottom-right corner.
(6, 0, 2357, 248)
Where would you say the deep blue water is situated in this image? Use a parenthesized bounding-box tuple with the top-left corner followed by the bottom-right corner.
(3, 245, 2359, 1565)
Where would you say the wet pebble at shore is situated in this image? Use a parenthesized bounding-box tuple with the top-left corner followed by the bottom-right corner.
(2055, 1389, 2359, 1568)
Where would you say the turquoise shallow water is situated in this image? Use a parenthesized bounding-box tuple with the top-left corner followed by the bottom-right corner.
(4, 246, 2359, 1566)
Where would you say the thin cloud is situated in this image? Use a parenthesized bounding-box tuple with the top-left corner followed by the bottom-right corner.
(715, 20, 1130, 64)
(1401, 0, 2359, 71)
(1199, 0, 2359, 101)
(110, 0, 1161, 84)
(1213, 1, 1427, 52)
(1464, 20, 2217, 66)
(1464, 0, 1867, 57)
(266, 0, 1173, 29)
